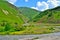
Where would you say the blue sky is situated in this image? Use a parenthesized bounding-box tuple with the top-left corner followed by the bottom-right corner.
(7, 0, 60, 11)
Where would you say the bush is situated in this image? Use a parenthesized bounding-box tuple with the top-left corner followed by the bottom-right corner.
(4, 23, 15, 32)
(4, 23, 11, 31)
(15, 26, 26, 31)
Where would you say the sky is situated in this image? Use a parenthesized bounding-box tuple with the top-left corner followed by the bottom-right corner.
(7, 0, 60, 11)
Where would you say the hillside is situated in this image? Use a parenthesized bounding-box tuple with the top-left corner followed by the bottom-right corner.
(19, 7, 40, 22)
(0, 0, 60, 35)
(34, 6, 60, 23)
(0, 0, 25, 32)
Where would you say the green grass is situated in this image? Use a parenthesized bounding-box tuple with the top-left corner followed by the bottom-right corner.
(0, 1, 25, 34)
(0, 1, 24, 26)
(34, 6, 60, 23)
(0, 23, 60, 35)
(19, 7, 40, 22)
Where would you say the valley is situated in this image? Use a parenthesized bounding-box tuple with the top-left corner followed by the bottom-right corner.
(0, 0, 60, 35)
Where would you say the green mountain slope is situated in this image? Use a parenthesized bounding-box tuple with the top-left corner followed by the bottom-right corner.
(19, 7, 40, 22)
(0, 0, 24, 26)
(0, 0, 60, 34)
(34, 6, 60, 23)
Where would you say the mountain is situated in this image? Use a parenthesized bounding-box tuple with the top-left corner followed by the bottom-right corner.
(0, 0, 60, 34)
(34, 6, 60, 23)
(0, 0, 24, 27)
(19, 7, 40, 22)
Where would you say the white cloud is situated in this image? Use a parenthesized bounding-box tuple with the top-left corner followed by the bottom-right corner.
(37, 2, 42, 7)
(42, 2, 49, 9)
(7, 0, 17, 4)
(25, 0, 29, 2)
(31, 7, 38, 10)
(31, 0, 60, 11)
(47, 0, 60, 7)
(35, 1, 49, 11)
(37, 1, 49, 11)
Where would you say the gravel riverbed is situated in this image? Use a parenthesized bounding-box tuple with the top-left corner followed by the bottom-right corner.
(0, 32, 60, 40)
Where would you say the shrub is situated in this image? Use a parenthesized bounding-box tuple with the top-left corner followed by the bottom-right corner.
(15, 26, 26, 31)
(4, 23, 15, 32)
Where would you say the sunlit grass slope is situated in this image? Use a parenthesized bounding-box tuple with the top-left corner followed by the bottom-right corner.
(34, 6, 60, 23)
(19, 7, 40, 22)
(0, 0, 24, 25)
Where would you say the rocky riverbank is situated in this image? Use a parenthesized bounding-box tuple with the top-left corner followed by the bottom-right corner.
(0, 32, 60, 40)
